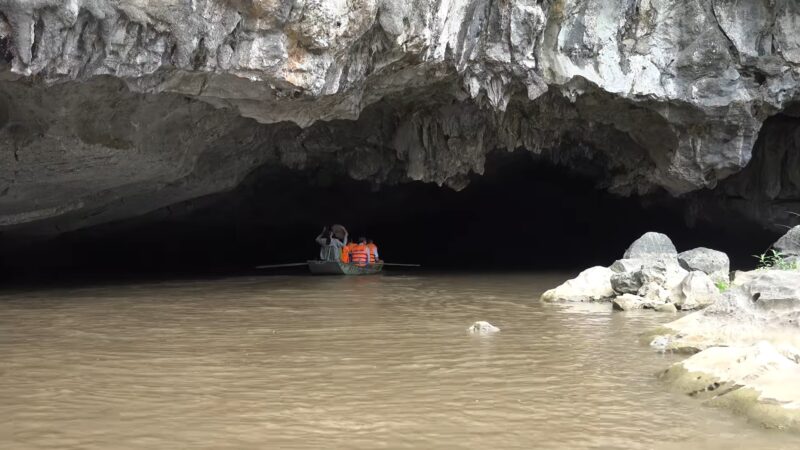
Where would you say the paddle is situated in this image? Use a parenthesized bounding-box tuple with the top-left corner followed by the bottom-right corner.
(380, 263, 421, 267)
(255, 262, 309, 269)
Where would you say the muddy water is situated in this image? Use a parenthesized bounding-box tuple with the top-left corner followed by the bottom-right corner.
(0, 274, 797, 449)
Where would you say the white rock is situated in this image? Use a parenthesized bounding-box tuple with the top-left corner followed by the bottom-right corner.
(612, 294, 648, 311)
(468, 321, 500, 334)
(675, 271, 721, 310)
(540, 266, 615, 302)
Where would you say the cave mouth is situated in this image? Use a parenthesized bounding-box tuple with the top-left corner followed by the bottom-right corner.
(0, 150, 773, 282)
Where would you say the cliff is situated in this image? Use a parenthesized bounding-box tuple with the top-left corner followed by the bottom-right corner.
(1, 0, 799, 234)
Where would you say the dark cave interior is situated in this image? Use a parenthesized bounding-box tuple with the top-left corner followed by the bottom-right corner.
(0, 150, 779, 283)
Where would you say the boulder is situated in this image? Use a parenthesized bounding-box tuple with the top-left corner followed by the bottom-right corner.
(612, 294, 648, 311)
(678, 247, 730, 284)
(540, 266, 615, 302)
(623, 232, 677, 259)
(468, 321, 500, 334)
(610, 271, 643, 295)
(660, 342, 800, 431)
(675, 271, 721, 310)
(738, 270, 800, 310)
(773, 225, 800, 256)
(638, 257, 689, 293)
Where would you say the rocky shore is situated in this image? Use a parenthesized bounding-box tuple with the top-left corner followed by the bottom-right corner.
(542, 225, 800, 431)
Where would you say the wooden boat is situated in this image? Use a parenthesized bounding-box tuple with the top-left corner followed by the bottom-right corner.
(307, 260, 384, 275)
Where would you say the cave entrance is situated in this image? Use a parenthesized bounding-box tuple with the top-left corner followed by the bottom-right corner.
(2, 149, 764, 280)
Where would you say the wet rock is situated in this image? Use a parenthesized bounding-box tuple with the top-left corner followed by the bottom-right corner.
(654, 303, 678, 313)
(678, 248, 730, 284)
(660, 342, 800, 431)
(675, 271, 721, 311)
(468, 321, 500, 334)
(623, 233, 678, 259)
(612, 294, 648, 311)
(773, 226, 800, 257)
(540, 267, 615, 303)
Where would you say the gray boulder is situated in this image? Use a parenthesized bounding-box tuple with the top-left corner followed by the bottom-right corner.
(773, 225, 800, 257)
(623, 232, 678, 259)
(678, 247, 730, 284)
(610, 271, 643, 295)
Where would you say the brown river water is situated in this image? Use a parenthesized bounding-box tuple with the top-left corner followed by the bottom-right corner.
(1, 273, 798, 449)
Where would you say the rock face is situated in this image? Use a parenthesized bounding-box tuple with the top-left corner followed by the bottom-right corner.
(540, 266, 615, 303)
(678, 247, 731, 284)
(1, 1, 800, 235)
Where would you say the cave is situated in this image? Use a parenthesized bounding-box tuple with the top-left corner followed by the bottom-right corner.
(0, 148, 777, 283)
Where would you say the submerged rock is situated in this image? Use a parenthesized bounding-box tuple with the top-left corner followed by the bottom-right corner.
(468, 321, 500, 334)
(540, 267, 615, 303)
(678, 248, 730, 284)
(623, 233, 678, 259)
(612, 294, 648, 311)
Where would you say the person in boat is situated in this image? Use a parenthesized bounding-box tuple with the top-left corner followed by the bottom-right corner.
(344, 237, 371, 267)
(366, 238, 380, 263)
(315, 226, 347, 262)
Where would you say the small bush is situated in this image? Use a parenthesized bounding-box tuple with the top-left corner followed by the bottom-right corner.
(715, 280, 730, 293)
(753, 249, 799, 271)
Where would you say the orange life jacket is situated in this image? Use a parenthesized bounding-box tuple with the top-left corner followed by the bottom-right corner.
(367, 243, 378, 262)
(349, 243, 369, 266)
(341, 244, 351, 263)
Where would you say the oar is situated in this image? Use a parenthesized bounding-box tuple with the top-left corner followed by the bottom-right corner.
(255, 262, 309, 269)
(380, 263, 421, 267)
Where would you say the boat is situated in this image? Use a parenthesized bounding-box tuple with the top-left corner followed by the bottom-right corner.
(307, 260, 384, 275)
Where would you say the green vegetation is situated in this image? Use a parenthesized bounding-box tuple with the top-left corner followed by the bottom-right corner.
(753, 250, 799, 271)
(715, 280, 730, 293)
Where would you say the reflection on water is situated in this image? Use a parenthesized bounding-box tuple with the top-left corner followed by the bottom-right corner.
(0, 274, 796, 449)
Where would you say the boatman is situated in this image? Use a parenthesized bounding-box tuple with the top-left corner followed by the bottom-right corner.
(315, 226, 347, 262)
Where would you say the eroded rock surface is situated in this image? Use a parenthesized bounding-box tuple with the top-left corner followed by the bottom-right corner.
(1, 1, 800, 234)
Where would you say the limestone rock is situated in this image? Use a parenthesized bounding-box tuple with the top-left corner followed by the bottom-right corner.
(678, 247, 731, 284)
(0, 1, 799, 236)
(468, 321, 500, 334)
(773, 226, 800, 257)
(623, 233, 678, 259)
(541, 267, 615, 303)
(610, 270, 643, 295)
(612, 294, 648, 311)
(675, 271, 722, 311)
(738, 270, 800, 310)
(660, 342, 800, 432)
(654, 303, 678, 313)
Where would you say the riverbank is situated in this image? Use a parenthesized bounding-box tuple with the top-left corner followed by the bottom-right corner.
(542, 226, 800, 431)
